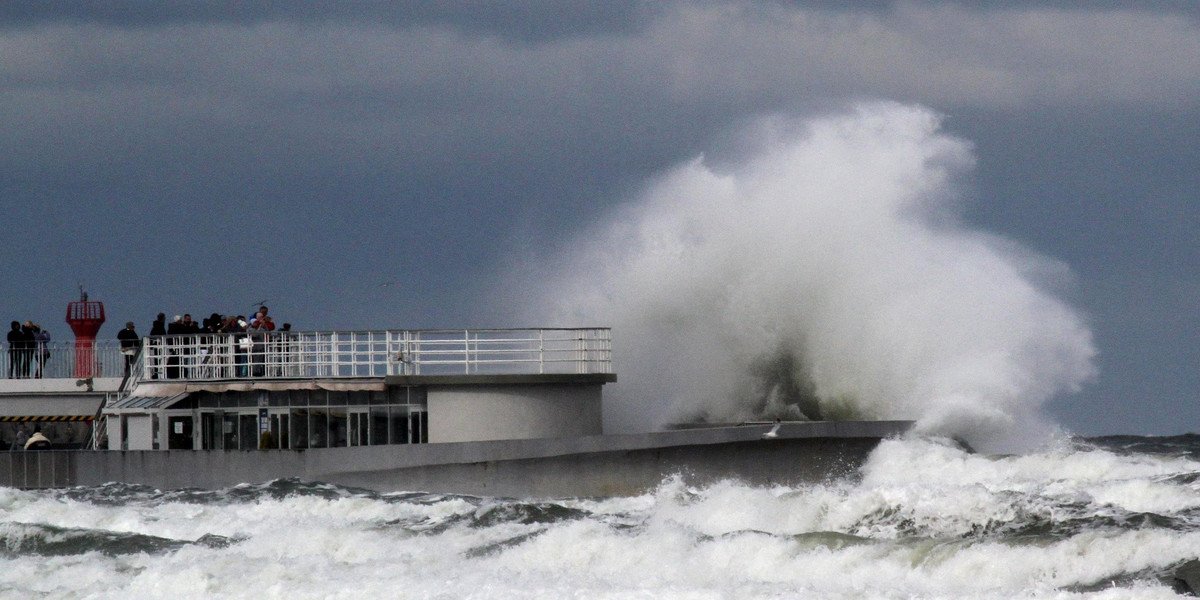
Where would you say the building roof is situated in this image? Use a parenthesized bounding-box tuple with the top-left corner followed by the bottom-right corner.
(106, 393, 190, 411)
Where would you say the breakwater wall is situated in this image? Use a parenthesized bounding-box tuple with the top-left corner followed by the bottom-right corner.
(1, 421, 912, 497)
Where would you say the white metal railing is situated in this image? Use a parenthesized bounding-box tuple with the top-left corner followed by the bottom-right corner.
(135, 328, 612, 381)
(1, 341, 128, 380)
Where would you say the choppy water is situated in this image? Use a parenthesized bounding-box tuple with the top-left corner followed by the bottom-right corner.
(3, 434, 1200, 599)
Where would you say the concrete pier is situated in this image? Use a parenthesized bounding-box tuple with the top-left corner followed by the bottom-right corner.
(0, 420, 911, 497)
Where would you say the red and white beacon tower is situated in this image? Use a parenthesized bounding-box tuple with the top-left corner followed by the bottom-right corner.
(65, 289, 106, 378)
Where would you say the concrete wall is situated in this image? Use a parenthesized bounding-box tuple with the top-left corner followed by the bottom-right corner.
(0, 396, 104, 416)
(0, 421, 912, 497)
(0, 451, 76, 488)
(427, 383, 602, 443)
(0, 378, 121, 395)
(0, 377, 116, 417)
(322, 436, 885, 497)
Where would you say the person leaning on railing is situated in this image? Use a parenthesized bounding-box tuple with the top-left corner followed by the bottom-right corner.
(247, 311, 274, 376)
(118, 321, 141, 377)
(220, 315, 249, 377)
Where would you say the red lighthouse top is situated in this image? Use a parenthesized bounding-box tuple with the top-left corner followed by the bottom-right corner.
(65, 288, 106, 340)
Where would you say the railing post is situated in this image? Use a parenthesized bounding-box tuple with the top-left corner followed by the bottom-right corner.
(539, 329, 546, 375)
(411, 330, 419, 375)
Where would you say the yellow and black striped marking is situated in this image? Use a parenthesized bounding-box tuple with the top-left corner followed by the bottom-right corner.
(0, 415, 94, 422)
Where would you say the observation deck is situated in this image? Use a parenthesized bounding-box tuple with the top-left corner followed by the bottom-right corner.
(1, 328, 614, 452)
(117, 328, 614, 451)
(131, 327, 613, 384)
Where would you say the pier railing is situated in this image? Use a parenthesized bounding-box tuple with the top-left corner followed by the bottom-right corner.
(135, 328, 612, 381)
(1, 341, 127, 380)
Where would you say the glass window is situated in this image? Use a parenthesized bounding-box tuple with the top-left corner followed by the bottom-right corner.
(309, 411, 328, 448)
(411, 411, 428, 444)
(328, 411, 347, 447)
(290, 409, 309, 449)
(167, 416, 194, 450)
(390, 406, 410, 444)
(370, 408, 389, 445)
(222, 413, 238, 449)
(348, 412, 368, 446)
(270, 413, 289, 449)
(240, 414, 258, 450)
(201, 413, 218, 450)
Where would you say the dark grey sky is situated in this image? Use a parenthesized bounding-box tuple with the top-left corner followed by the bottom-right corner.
(2, 1, 1196, 438)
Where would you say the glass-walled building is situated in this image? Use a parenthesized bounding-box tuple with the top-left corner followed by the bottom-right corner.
(102, 328, 613, 451)
(1, 328, 612, 452)
(111, 385, 428, 451)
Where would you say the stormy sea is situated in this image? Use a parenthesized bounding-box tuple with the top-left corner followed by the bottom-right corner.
(0, 104, 1168, 597)
(3, 434, 1200, 599)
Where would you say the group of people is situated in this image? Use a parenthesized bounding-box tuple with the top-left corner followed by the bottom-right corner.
(145, 305, 287, 338)
(8, 426, 52, 451)
(6, 320, 51, 378)
(133, 306, 290, 379)
(6, 307, 294, 380)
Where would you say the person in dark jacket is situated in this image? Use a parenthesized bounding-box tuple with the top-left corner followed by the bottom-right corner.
(19, 322, 35, 378)
(118, 321, 141, 377)
(150, 313, 166, 336)
(6, 321, 20, 378)
(147, 313, 167, 378)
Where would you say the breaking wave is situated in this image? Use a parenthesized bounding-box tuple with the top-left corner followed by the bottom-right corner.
(500, 102, 1096, 452)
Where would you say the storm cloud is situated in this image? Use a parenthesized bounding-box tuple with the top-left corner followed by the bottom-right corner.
(1, 1, 1196, 438)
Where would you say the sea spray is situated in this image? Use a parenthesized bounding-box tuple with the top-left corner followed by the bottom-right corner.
(498, 101, 1096, 451)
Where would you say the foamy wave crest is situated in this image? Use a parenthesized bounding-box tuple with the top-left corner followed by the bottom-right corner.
(504, 102, 1096, 451)
(6, 437, 1200, 598)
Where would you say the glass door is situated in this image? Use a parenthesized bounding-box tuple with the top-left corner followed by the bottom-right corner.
(167, 416, 194, 449)
(348, 409, 369, 446)
(269, 411, 290, 449)
(222, 413, 238, 449)
(239, 414, 258, 450)
(201, 412, 220, 450)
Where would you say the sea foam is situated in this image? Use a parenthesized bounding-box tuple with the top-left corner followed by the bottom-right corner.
(3, 436, 1199, 598)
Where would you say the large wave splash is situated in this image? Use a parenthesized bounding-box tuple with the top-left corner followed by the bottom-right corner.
(506, 102, 1096, 452)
